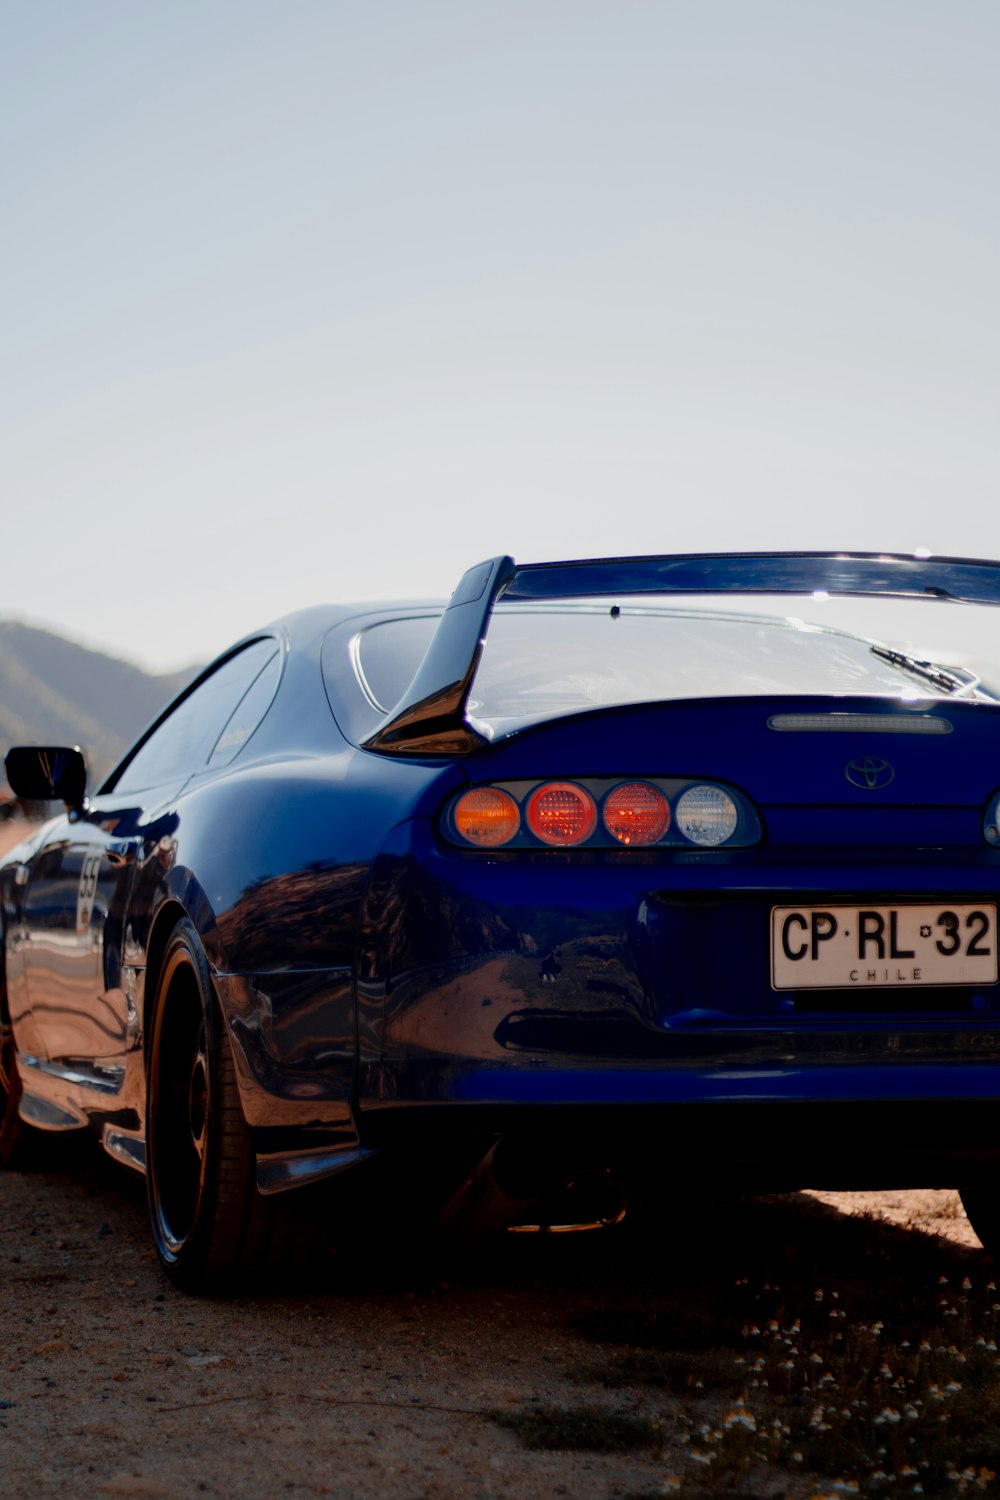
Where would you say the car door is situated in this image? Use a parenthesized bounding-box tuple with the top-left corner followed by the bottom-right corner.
(20, 637, 283, 1083)
(19, 811, 139, 1082)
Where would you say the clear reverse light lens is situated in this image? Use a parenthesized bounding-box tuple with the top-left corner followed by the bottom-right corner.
(676, 785, 738, 846)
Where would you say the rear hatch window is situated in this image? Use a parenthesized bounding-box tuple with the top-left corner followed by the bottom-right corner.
(354, 605, 992, 735)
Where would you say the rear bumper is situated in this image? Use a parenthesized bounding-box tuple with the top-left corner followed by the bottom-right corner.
(230, 817, 1000, 1194)
(430, 1059, 1000, 1107)
(360, 1095, 1000, 1191)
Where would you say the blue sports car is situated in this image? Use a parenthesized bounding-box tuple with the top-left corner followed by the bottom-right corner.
(4, 551, 1000, 1290)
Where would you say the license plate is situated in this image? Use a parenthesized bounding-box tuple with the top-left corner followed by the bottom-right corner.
(771, 903, 998, 990)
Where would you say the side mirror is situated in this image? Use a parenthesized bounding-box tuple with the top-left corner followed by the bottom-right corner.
(5, 746, 88, 811)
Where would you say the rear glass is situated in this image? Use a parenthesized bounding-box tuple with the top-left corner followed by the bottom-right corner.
(354, 606, 978, 730)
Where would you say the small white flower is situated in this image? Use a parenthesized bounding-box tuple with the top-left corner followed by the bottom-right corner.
(723, 1409, 756, 1431)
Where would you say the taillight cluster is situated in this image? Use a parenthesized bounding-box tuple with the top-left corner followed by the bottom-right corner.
(445, 777, 760, 850)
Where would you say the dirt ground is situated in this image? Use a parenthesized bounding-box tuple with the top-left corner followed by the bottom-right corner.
(2, 1144, 671, 1500)
(0, 1145, 986, 1500)
(0, 815, 991, 1498)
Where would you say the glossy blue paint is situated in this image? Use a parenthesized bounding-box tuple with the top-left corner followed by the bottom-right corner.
(505, 551, 1000, 605)
(448, 1063, 1000, 1105)
(469, 695, 1000, 807)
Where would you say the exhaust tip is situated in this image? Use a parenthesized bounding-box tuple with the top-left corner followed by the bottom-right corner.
(508, 1167, 628, 1235)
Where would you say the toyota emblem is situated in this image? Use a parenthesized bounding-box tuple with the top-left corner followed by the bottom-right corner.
(845, 756, 895, 790)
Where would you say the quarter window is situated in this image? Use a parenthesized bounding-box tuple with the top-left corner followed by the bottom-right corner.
(354, 616, 438, 712)
(208, 649, 282, 768)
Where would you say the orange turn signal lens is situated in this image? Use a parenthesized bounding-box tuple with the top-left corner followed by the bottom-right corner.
(526, 782, 598, 846)
(603, 782, 671, 845)
(452, 787, 520, 847)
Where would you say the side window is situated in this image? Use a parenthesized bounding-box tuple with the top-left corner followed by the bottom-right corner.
(115, 639, 280, 794)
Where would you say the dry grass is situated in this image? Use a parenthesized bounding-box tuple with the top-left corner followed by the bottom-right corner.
(506, 1192, 1000, 1499)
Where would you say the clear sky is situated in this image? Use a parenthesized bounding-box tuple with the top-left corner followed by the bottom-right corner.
(3, 1, 999, 672)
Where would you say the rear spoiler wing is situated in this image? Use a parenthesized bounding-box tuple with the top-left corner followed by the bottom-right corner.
(363, 550, 1000, 755)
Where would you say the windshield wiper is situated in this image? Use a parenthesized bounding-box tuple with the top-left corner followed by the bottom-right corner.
(870, 643, 979, 696)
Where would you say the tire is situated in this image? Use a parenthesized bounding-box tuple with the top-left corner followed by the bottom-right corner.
(145, 919, 270, 1292)
(958, 1186, 1000, 1258)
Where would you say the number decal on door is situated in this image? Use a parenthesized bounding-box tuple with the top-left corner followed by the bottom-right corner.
(76, 852, 102, 932)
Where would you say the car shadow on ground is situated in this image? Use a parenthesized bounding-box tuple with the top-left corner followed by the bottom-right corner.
(12, 1129, 991, 1300)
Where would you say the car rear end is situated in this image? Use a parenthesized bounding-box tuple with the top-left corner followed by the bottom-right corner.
(350, 589, 1000, 1214)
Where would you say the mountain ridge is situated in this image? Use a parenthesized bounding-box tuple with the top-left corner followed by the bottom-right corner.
(0, 619, 197, 788)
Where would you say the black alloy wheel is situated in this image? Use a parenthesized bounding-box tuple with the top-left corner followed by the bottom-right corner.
(145, 919, 262, 1292)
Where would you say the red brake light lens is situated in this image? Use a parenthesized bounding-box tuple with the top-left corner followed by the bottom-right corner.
(452, 787, 520, 847)
(602, 782, 671, 845)
(526, 782, 598, 846)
